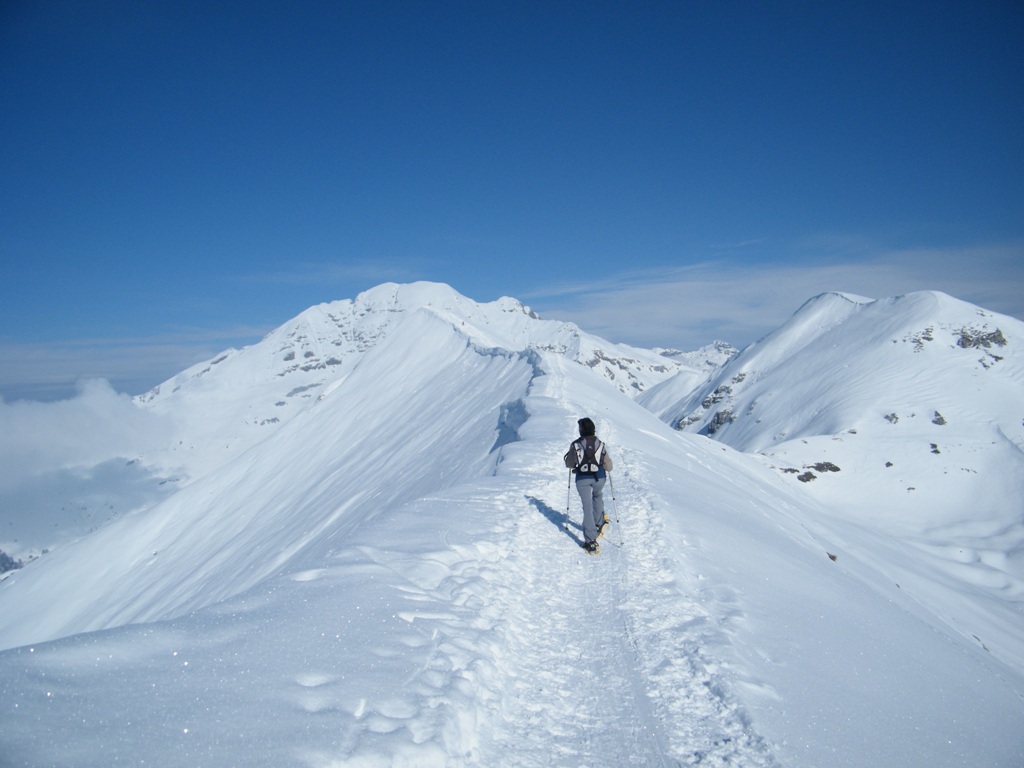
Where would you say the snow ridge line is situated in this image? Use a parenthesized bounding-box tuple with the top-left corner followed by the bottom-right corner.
(484, 353, 780, 766)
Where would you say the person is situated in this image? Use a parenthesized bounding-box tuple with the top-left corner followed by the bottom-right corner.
(563, 417, 613, 554)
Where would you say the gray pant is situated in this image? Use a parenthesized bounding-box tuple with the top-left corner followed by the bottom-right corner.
(576, 475, 607, 543)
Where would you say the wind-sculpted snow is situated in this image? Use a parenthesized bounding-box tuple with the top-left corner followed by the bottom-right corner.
(0, 310, 538, 646)
(1, 284, 1022, 767)
(134, 282, 682, 485)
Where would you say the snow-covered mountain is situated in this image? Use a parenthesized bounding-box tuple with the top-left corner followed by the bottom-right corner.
(642, 290, 1024, 528)
(641, 289, 1024, 678)
(0, 283, 690, 642)
(1, 283, 1022, 768)
(135, 282, 688, 482)
(642, 290, 1022, 451)
(0, 283, 692, 565)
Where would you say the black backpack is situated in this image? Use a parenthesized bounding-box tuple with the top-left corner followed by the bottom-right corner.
(564, 436, 605, 473)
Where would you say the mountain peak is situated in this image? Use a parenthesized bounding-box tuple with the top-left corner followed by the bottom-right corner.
(132, 282, 689, 482)
(343, 281, 537, 322)
(653, 289, 1022, 453)
(795, 290, 873, 311)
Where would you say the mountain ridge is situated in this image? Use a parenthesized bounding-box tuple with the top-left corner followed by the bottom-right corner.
(641, 289, 1022, 449)
(134, 281, 694, 483)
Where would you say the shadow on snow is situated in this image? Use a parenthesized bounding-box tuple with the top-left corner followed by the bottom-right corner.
(526, 495, 583, 547)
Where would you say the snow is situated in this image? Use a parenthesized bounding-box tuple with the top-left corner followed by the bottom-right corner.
(1, 282, 1022, 767)
(642, 288, 1024, 676)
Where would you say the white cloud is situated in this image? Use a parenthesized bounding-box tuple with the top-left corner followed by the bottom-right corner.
(0, 326, 267, 401)
(0, 379, 175, 491)
(2, 241, 1020, 401)
(529, 241, 1024, 350)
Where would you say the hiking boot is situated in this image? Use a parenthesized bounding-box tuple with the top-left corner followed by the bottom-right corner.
(583, 540, 600, 555)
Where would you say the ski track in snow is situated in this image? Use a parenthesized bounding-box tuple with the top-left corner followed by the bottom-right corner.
(418, 369, 782, 766)
(483, 482, 668, 767)
(342, 475, 779, 767)
(473, 468, 778, 767)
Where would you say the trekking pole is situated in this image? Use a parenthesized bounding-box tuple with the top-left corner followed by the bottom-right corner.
(608, 472, 623, 546)
(564, 470, 573, 530)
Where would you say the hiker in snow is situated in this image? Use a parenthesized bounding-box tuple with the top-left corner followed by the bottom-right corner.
(563, 417, 613, 554)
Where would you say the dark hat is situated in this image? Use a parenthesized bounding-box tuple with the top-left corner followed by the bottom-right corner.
(577, 417, 596, 436)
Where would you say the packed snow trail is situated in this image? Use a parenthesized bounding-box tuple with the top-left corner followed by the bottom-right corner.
(458, 356, 779, 766)
(469, 470, 778, 767)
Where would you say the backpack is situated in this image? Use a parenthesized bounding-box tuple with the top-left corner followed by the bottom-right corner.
(564, 436, 605, 473)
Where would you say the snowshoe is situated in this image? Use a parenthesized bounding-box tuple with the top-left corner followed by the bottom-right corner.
(583, 540, 600, 555)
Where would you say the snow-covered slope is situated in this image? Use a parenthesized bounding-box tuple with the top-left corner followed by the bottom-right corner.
(647, 291, 1022, 451)
(136, 281, 683, 482)
(633, 340, 737, 418)
(0, 282, 685, 644)
(0, 282, 685, 565)
(1, 284, 1022, 768)
(642, 289, 1024, 673)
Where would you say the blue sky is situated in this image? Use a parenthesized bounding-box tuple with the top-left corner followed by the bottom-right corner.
(2, 1, 1022, 400)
